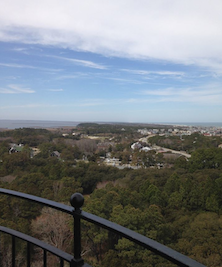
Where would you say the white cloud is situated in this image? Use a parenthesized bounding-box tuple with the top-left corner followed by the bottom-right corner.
(0, 62, 62, 72)
(140, 84, 222, 104)
(55, 73, 88, 80)
(76, 99, 107, 107)
(107, 77, 145, 84)
(0, 84, 35, 94)
(0, 104, 41, 109)
(64, 98, 125, 107)
(12, 47, 27, 52)
(0, 103, 60, 110)
(48, 88, 64, 92)
(121, 69, 185, 78)
(49, 55, 107, 70)
(0, 0, 222, 72)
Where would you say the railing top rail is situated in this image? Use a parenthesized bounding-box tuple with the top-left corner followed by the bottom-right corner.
(0, 188, 73, 215)
(79, 211, 206, 267)
(0, 226, 73, 262)
(0, 188, 207, 267)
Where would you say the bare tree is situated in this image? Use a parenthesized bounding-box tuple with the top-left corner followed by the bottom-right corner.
(32, 207, 72, 250)
(0, 243, 23, 267)
(75, 139, 97, 153)
(31, 207, 73, 265)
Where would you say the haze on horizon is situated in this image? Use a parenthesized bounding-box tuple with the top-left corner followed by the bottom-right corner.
(0, 0, 222, 123)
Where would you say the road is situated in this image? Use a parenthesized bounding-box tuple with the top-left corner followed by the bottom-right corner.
(152, 145, 191, 158)
(139, 135, 191, 158)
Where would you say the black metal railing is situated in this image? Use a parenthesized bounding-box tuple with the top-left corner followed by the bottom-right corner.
(0, 188, 206, 267)
(0, 226, 75, 267)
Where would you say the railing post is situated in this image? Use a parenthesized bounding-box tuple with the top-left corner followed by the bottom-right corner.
(12, 235, 15, 267)
(70, 193, 84, 267)
(27, 242, 31, 267)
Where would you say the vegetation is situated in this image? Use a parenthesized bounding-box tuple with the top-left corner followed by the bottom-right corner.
(149, 133, 222, 153)
(0, 125, 222, 266)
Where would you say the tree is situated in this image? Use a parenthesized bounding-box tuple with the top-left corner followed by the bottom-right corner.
(31, 207, 73, 265)
(176, 212, 222, 267)
(56, 177, 83, 202)
(188, 148, 222, 171)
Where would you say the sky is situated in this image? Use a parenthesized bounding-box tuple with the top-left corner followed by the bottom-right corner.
(0, 0, 222, 123)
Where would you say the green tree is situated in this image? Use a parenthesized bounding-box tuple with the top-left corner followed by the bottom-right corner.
(176, 212, 222, 267)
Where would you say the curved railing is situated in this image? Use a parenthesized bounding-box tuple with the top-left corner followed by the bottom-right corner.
(0, 226, 75, 267)
(0, 188, 206, 267)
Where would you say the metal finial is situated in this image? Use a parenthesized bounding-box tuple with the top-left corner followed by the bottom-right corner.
(70, 193, 84, 210)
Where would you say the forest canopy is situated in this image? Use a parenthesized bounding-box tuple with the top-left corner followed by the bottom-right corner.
(0, 126, 222, 266)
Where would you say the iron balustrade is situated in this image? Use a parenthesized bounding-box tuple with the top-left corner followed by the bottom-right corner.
(0, 226, 75, 267)
(0, 188, 206, 267)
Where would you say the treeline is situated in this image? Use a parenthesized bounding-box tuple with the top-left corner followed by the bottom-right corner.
(149, 133, 222, 153)
(0, 128, 57, 146)
(77, 123, 141, 135)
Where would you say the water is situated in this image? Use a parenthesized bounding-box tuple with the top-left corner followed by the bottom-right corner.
(0, 120, 222, 130)
(167, 122, 222, 128)
(0, 120, 80, 129)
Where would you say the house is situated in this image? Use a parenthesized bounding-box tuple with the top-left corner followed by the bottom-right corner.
(30, 147, 41, 158)
(9, 143, 37, 158)
(104, 157, 121, 166)
(140, 146, 152, 152)
(51, 151, 61, 158)
(9, 144, 24, 154)
(131, 142, 142, 150)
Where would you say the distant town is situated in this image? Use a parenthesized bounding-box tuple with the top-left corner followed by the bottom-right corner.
(1, 122, 222, 171)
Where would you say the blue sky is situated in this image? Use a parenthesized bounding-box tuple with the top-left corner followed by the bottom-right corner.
(0, 0, 222, 123)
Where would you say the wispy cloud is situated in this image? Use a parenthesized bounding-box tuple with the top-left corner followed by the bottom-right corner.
(64, 98, 124, 107)
(48, 55, 107, 70)
(107, 77, 145, 84)
(12, 46, 43, 53)
(12, 47, 27, 52)
(0, 103, 59, 109)
(191, 58, 222, 76)
(0, 84, 35, 94)
(76, 99, 106, 107)
(0, 104, 41, 109)
(0, 62, 62, 72)
(140, 84, 222, 105)
(47, 88, 64, 92)
(121, 69, 185, 78)
(1, 1, 221, 72)
(55, 73, 88, 80)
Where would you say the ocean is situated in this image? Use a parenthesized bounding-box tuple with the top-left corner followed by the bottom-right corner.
(0, 120, 222, 130)
(160, 122, 222, 128)
(167, 122, 222, 128)
(0, 120, 80, 129)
